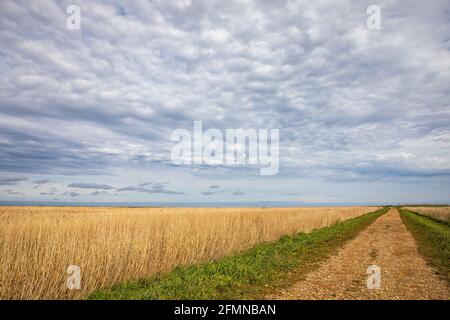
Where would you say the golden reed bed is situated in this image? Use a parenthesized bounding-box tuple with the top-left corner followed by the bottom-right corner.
(404, 207, 450, 223)
(0, 206, 378, 299)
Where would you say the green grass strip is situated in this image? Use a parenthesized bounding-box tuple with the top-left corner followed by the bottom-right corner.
(399, 208, 450, 285)
(89, 207, 389, 300)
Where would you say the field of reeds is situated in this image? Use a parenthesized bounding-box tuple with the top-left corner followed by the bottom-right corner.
(0, 206, 378, 300)
(404, 207, 450, 223)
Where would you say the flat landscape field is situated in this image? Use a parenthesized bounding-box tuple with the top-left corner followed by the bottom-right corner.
(0, 206, 377, 299)
(404, 207, 450, 223)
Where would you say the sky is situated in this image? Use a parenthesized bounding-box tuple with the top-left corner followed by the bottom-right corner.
(0, 0, 449, 205)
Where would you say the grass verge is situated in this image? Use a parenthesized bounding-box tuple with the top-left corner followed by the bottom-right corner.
(89, 207, 388, 300)
(400, 208, 450, 227)
(399, 208, 450, 285)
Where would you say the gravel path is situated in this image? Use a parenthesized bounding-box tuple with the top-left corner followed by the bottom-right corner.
(267, 209, 450, 300)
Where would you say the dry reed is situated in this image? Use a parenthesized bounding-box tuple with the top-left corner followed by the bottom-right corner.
(404, 207, 450, 223)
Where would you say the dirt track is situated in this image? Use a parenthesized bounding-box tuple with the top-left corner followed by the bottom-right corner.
(267, 209, 450, 300)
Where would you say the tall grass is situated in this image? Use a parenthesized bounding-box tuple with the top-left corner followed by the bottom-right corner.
(404, 207, 450, 223)
(0, 206, 378, 299)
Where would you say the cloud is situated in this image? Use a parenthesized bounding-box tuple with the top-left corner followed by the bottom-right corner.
(33, 179, 52, 184)
(0, 1, 449, 202)
(2, 189, 24, 195)
(67, 182, 114, 190)
(91, 191, 108, 196)
(117, 182, 183, 195)
(63, 191, 79, 197)
(40, 192, 55, 196)
(231, 191, 245, 196)
(136, 182, 153, 187)
(201, 185, 223, 195)
(0, 176, 28, 186)
(33, 178, 53, 189)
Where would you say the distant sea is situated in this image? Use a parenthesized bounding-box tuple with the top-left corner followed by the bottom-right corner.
(0, 201, 390, 207)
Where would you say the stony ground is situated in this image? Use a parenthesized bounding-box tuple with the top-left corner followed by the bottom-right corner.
(267, 209, 450, 300)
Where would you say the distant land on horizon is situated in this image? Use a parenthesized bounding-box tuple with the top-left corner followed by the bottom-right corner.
(0, 201, 447, 208)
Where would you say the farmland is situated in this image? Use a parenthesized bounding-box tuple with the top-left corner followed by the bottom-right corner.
(403, 207, 450, 224)
(0, 206, 377, 300)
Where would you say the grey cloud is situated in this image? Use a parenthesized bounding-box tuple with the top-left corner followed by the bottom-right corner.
(209, 185, 220, 189)
(91, 191, 108, 196)
(0, 176, 28, 186)
(33, 178, 53, 189)
(67, 183, 114, 190)
(2, 189, 24, 195)
(117, 182, 183, 195)
(40, 192, 55, 196)
(63, 191, 79, 197)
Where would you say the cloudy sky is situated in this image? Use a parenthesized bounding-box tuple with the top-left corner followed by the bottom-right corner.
(0, 0, 449, 204)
